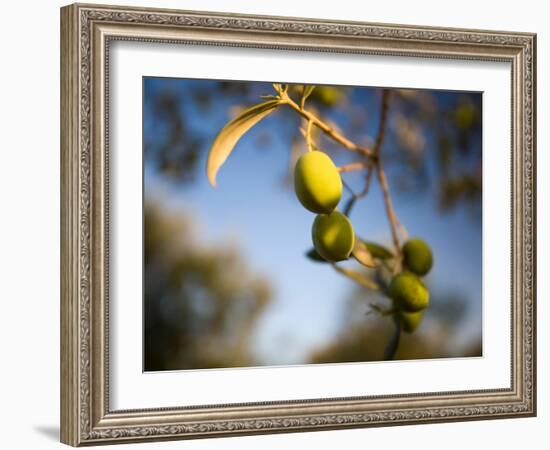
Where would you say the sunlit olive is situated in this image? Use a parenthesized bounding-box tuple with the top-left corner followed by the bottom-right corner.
(389, 272, 430, 312)
(294, 151, 342, 214)
(397, 310, 424, 333)
(402, 238, 433, 276)
(312, 211, 355, 262)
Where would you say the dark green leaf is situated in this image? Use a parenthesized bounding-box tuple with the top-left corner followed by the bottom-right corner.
(305, 248, 329, 263)
(300, 85, 316, 107)
(363, 241, 394, 260)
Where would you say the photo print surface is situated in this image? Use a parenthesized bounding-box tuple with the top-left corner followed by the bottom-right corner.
(143, 78, 482, 372)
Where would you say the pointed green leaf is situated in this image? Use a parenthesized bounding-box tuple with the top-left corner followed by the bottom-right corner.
(207, 100, 281, 186)
(300, 85, 316, 107)
(305, 248, 329, 263)
(332, 265, 379, 290)
(363, 241, 394, 260)
(352, 239, 377, 268)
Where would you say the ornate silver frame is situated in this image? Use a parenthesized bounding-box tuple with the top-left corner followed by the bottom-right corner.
(60, 3, 536, 446)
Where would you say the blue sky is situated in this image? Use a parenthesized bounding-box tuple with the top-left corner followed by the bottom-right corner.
(144, 78, 482, 364)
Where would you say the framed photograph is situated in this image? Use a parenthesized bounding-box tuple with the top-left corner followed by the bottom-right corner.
(60, 3, 536, 446)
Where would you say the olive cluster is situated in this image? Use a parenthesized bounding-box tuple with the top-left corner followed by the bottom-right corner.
(293, 151, 354, 262)
(293, 150, 433, 334)
(389, 239, 433, 333)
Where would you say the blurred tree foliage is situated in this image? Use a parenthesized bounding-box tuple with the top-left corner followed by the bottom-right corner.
(308, 277, 481, 363)
(144, 202, 272, 371)
(144, 89, 202, 183)
(388, 89, 482, 214)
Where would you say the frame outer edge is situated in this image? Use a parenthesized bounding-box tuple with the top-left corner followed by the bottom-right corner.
(61, 4, 81, 447)
(60, 2, 537, 445)
(527, 33, 536, 416)
(532, 33, 537, 417)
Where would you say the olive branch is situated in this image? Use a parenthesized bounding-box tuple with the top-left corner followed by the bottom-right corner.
(206, 83, 432, 360)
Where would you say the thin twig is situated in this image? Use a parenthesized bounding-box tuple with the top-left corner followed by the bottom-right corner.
(372, 90, 406, 359)
(343, 166, 374, 217)
(358, 165, 375, 198)
(338, 161, 370, 173)
(305, 119, 314, 152)
(343, 86, 390, 216)
(281, 93, 374, 158)
(342, 179, 356, 196)
(373, 90, 402, 261)
(377, 164, 401, 258)
(383, 318, 401, 361)
(372, 89, 391, 155)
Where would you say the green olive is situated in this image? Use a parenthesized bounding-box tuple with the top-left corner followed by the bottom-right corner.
(294, 151, 342, 214)
(311, 86, 344, 107)
(389, 272, 430, 312)
(312, 211, 355, 262)
(397, 310, 424, 333)
(455, 102, 476, 129)
(402, 238, 433, 276)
